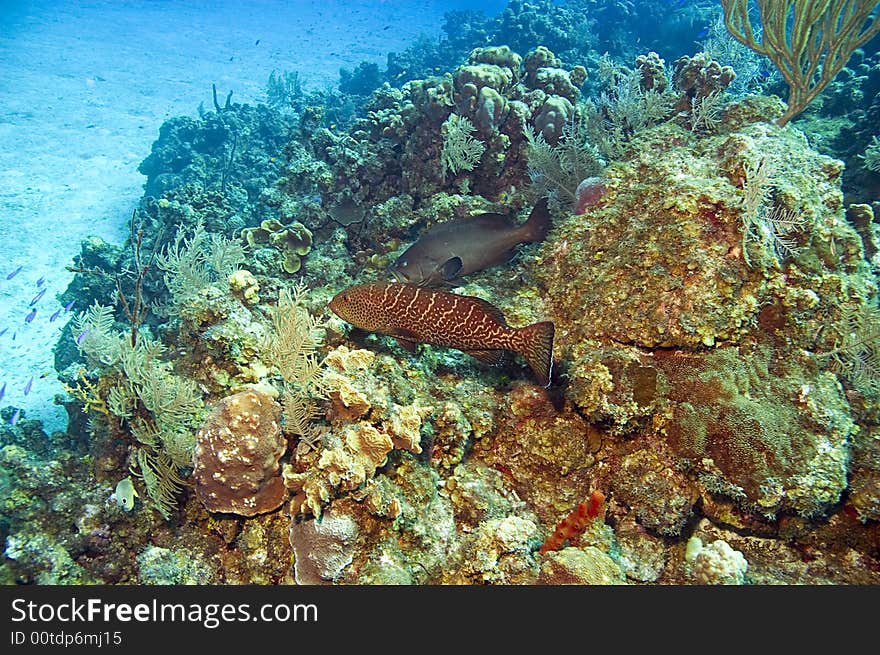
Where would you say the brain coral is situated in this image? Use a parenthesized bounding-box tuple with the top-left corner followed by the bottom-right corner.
(192, 389, 287, 516)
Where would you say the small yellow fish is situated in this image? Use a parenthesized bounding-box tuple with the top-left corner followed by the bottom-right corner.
(114, 477, 138, 512)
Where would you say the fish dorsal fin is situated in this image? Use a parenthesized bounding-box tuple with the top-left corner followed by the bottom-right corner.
(463, 349, 505, 366)
(468, 296, 508, 326)
(439, 257, 464, 281)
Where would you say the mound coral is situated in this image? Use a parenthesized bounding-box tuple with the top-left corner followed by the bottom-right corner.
(192, 389, 287, 516)
(685, 535, 748, 585)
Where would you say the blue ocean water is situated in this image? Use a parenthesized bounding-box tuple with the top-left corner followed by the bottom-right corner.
(0, 0, 507, 433)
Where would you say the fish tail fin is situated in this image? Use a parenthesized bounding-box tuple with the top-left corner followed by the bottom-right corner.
(516, 320, 555, 387)
(519, 196, 552, 243)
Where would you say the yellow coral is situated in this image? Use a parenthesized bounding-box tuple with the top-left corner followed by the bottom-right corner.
(228, 269, 260, 305)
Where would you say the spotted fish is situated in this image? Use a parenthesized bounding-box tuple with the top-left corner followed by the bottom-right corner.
(329, 282, 555, 386)
(391, 198, 552, 286)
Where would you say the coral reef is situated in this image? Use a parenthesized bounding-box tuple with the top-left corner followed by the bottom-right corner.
(138, 103, 295, 219)
(13, 7, 880, 589)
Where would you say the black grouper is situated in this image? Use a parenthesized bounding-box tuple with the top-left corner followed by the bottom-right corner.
(329, 283, 555, 386)
(391, 198, 552, 286)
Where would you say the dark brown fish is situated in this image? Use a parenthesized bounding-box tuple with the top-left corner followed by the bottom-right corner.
(329, 282, 555, 386)
(391, 198, 552, 286)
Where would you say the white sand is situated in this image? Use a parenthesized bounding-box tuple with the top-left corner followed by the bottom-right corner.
(0, 0, 503, 433)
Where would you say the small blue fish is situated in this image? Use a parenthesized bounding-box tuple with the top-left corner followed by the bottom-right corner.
(75, 329, 90, 346)
(0, 382, 5, 403)
(10, 408, 21, 426)
(29, 288, 47, 306)
(49, 308, 62, 322)
(63, 300, 75, 312)
(24, 308, 36, 323)
(36, 277, 45, 287)
(23, 376, 33, 396)
(11, 331, 16, 340)
(697, 27, 709, 38)
(0, 327, 7, 337)
(6, 266, 22, 280)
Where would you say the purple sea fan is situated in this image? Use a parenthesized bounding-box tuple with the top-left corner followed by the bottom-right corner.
(574, 176, 607, 215)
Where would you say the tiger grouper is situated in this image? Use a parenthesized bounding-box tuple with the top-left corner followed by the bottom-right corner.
(329, 282, 555, 386)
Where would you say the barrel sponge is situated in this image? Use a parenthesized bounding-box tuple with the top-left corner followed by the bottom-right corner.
(192, 389, 287, 516)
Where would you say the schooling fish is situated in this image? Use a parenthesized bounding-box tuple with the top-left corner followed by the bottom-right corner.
(0, 382, 5, 403)
(391, 197, 552, 286)
(24, 308, 36, 323)
(49, 308, 62, 322)
(10, 408, 21, 426)
(29, 288, 47, 306)
(63, 300, 75, 312)
(329, 282, 555, 386)
(23, 376, 33, 396)
(6, 266, 22, 280)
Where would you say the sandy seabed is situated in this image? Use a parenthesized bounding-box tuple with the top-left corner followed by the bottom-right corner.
(0, 0, 494, 433)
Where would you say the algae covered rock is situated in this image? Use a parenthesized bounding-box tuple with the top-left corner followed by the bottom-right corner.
(656, 347, 853, 519)
(536, 120, 869, 352)
(538, 547, 626, 585)
(137, 545, 215, 584)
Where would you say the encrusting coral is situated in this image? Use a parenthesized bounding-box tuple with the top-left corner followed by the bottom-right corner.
(282, 345, 428, 518)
